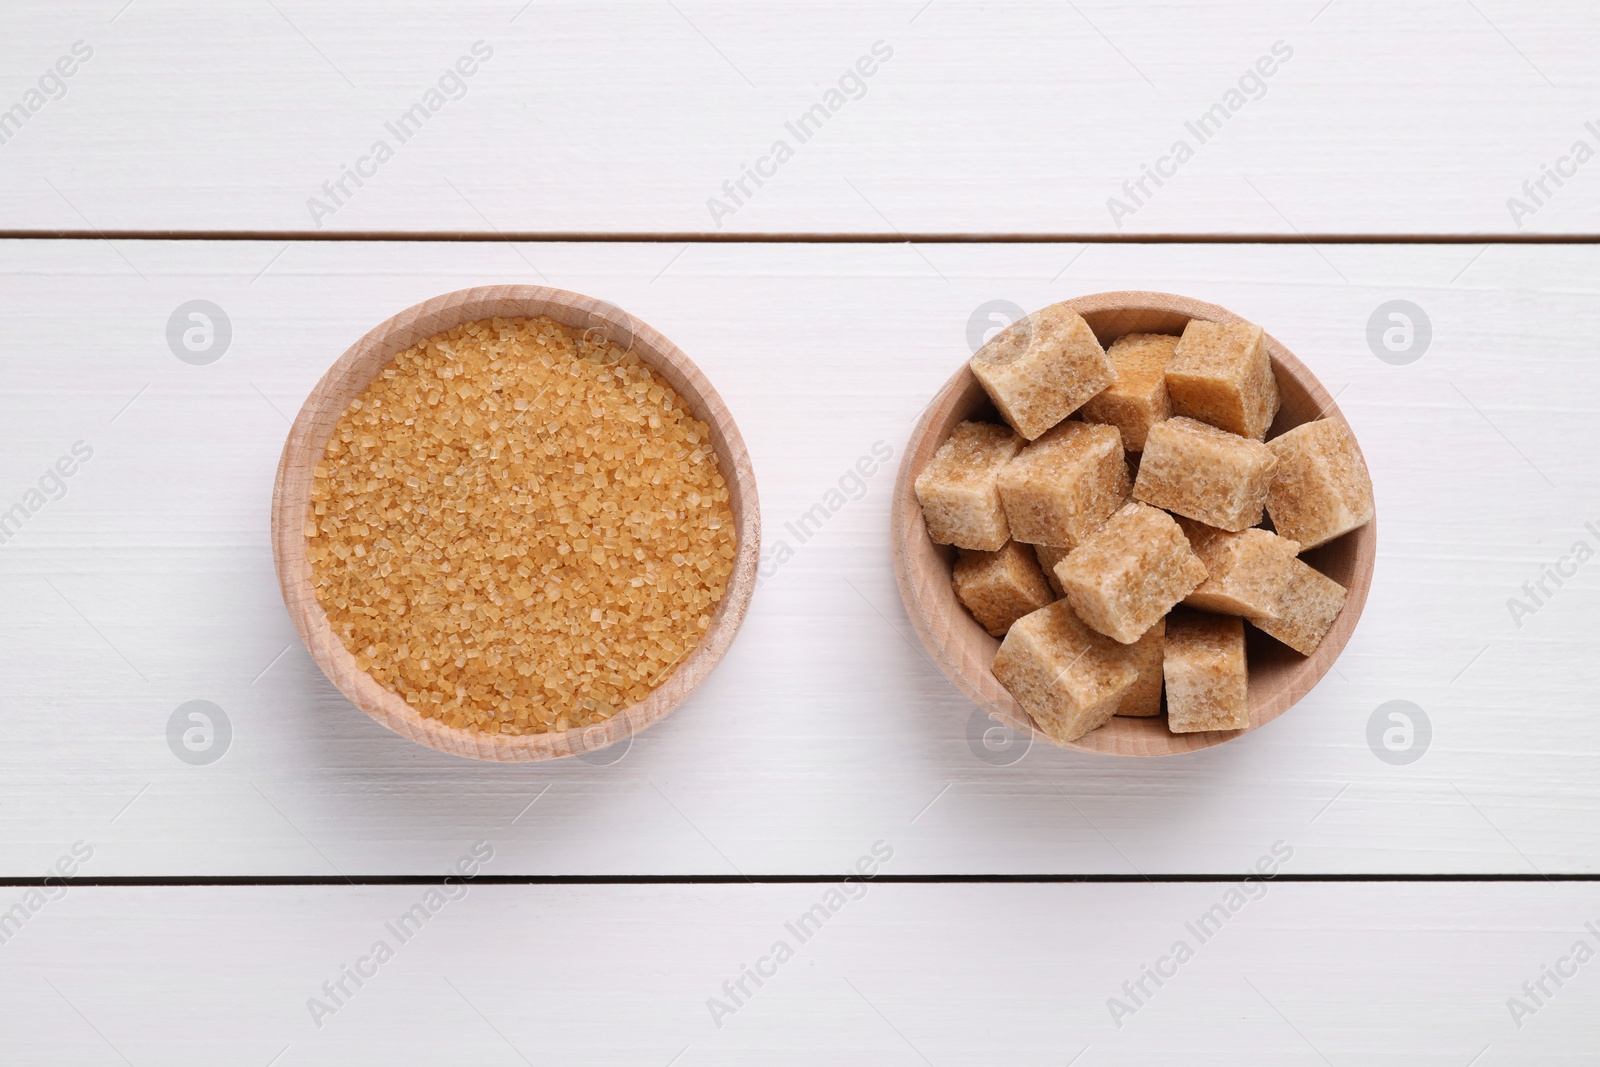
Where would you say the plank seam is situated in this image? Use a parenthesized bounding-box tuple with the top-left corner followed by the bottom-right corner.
(2, 231, 1599, 244)
(3, 874, 1594, 887)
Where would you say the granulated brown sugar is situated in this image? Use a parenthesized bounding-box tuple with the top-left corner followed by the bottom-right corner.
(306, 315, 736, 735)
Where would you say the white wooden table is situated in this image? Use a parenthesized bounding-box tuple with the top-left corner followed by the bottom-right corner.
(2, 2, 1597, 1062)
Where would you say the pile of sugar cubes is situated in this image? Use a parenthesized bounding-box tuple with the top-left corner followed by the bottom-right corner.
(914, 305, 1373, 744)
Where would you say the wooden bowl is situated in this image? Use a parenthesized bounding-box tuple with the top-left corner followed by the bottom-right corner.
(271, 285, 760, 762)
(891, 291, 1375, 757)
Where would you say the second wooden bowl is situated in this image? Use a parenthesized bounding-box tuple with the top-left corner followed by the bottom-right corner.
(891, 291, 1376, 757)
(272, 285, 760, 762)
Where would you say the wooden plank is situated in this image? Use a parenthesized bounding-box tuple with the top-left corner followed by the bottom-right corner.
(0, 3, 1597, 235)
(1, 881, 1595, 1063)
(0, 238, 1596, 875)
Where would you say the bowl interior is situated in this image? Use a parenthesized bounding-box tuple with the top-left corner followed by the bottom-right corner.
(272, 285, 760, 762)
(891, 291, 1375, 756)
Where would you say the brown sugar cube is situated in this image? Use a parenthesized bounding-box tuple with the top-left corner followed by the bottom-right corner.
(1133, 416, 1277, 532)
(970, 305, 1115, 440)
(1180, 520, 1302, 617)
(1113, 616, 1165, 717)
(996, 421, 1129, 548)
(1033, 544, 1070, 596)
(914, 421, 1024, 550)
(1053, 501, 1208, 644)
(1167, 319, 1280, 440)
(1265, 418, 1375, 549)
(1179, 516, 1347, 654)
(1080, 333, 1177, 451)
(1250, 559, 1347, 656)
(1164, 610, 1250, 733)
(952, 542, 1056, 637)
(992, 600, 1138, 743)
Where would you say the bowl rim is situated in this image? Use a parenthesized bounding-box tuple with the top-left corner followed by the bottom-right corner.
(890, 289, 1376, 757)
(270, 284, 761, 762)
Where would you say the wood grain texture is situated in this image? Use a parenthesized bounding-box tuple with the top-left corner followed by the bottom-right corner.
(1, 3, 1599, 236)
(892, 291, 1376, 756)
(1, 881, 1596, 1064)
(271, 286, 760, 761)
(0, 240, 1597, 877)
